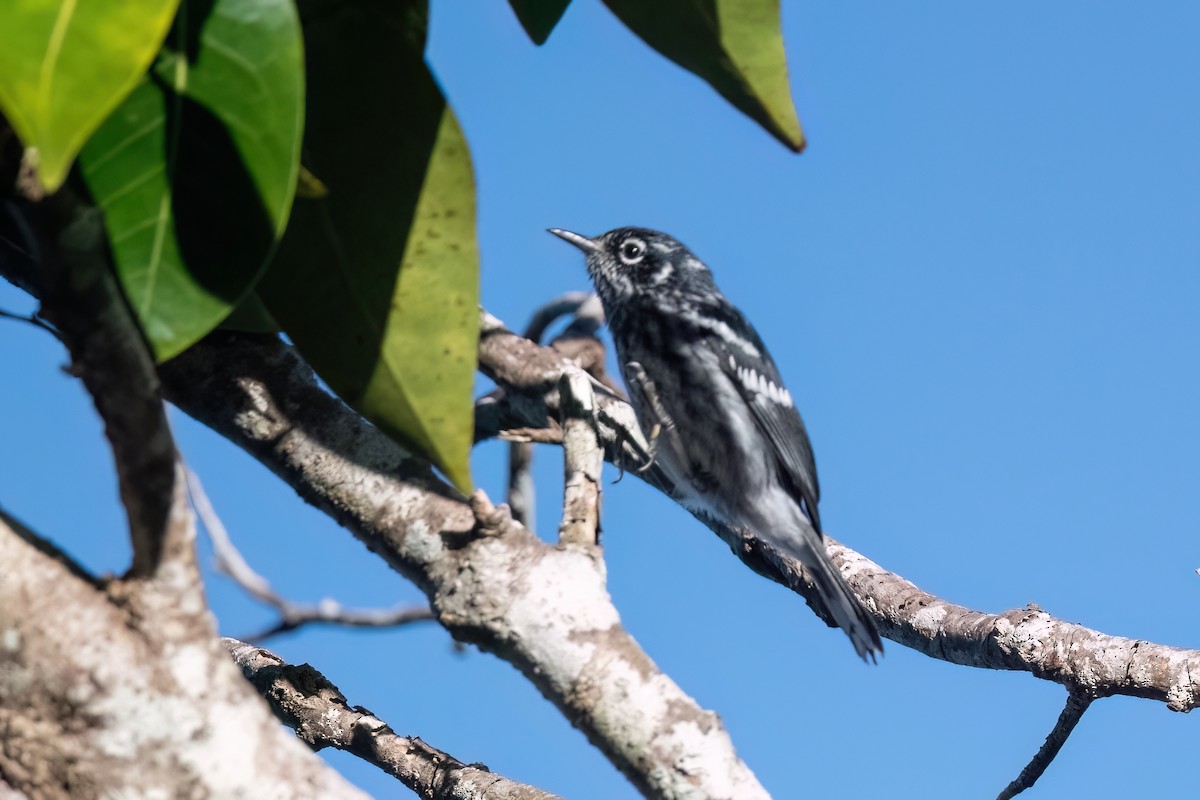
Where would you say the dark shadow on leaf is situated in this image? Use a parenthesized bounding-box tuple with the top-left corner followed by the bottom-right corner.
(257, 0, 455, 461)
(165, 93, 276, 305)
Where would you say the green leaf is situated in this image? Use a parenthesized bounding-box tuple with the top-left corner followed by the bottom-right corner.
(78, 0, 304, 360)
(509, 0, 571, 45)
(0, 0, 180, 192)
(259, 0, 479, 494)
(602, 0, 804, 151)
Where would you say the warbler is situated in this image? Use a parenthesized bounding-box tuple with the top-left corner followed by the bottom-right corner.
(551, 226, 882, 661)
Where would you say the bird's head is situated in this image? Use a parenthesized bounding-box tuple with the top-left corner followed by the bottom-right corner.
(549, 227, 715, 309)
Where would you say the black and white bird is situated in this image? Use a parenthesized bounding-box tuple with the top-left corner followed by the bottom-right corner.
(550, 226, 883, 662)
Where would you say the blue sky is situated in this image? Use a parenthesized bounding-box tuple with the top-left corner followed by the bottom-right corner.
(3, 1, 1199, 797)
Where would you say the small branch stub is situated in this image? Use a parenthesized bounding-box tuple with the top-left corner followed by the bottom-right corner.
(997, 691, 1093, 800)
(557, 368, 603, 546)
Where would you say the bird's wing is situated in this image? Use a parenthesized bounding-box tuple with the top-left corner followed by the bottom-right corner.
(708, 325, 823, 533)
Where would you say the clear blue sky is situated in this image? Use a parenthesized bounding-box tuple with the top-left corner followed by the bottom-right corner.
(3, 1, 1199, 797)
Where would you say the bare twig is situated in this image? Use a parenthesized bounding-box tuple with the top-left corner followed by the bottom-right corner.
(504, 292, 611, 532)
(478, 312, 654, 477)
(522, 290, 593, 344)
(0, 307, 63, 341)
(187, 468, 434, 642)
(506, 430, 537, 531)
(243, 603, 436, 643)
(557, 368, 603, 546)
(997, 691, 1093, 800)
(225, 638, 561, 800)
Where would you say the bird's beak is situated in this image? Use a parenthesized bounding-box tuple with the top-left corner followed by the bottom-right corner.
(548, 228, 601, 254)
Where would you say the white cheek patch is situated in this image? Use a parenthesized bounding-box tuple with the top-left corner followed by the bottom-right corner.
(650, 263, 674, 285)
(734, 363, 794, 408)
(682, 256, 705, 271)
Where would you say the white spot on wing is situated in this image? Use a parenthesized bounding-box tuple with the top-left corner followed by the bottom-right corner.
(733, 361, 795, 408)
(680, 310, 760, 357)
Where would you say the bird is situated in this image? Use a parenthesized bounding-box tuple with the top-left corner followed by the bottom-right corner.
(550, 226, 883, 662)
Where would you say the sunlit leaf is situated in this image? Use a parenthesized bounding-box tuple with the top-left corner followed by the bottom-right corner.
(603, 0, 804, 151)
(258, 0, 479, 493)
(0, 0, 180, 192)
(509, 0, 571, 45)
(78, 0, 304, 360)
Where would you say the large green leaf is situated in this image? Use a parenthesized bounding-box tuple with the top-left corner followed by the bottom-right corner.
(78, 0, 304, 360)
(603, 0, 804, 151)
(259, 0, 479, 494)
(0, 0, 180, 192)
(509, 0, 571, 45)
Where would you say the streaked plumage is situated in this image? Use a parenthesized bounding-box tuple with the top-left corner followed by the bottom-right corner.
(551, 226, 882, 662)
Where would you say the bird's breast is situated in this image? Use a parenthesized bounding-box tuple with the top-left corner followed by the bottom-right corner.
(614, 326, 770, 507)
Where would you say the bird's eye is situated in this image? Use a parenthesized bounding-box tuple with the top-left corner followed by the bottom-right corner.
(618, 238, 646, 265)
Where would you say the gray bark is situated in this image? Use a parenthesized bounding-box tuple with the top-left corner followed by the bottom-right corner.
(161, 331, 770, 800)
(226, 638, 562, 800)
(0, 512, 366, 800)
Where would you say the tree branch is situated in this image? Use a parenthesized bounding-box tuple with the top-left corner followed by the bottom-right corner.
(997, 691, 1093, 800)
(33, 190, 186, 581)
(501, 292, 612, 532)
(225, 639, 561, 800)
(160, 330, 770, 800)
(556, 368, 603, 546)
(0, 511, 365, 799)
(476, 312, 1200, 712)
(188, 468, 435, 642)
(0, 195, 363, 798)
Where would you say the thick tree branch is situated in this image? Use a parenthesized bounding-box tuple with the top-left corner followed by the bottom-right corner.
(0, 511, 366, 799)
(225, 639, 561, 800)
(33, 191, 183, 580)
(0, 195, 363, 798)
(160, 331, 770, 800)
(996, 691, 1092, 800)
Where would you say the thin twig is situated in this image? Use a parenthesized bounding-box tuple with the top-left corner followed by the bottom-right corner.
(0, 307, 64, 342)
(997, 691, 1094, 799)
(505, 291, 609, 532)
(186, 468, 434, 642)
(523, 290, 592, 345)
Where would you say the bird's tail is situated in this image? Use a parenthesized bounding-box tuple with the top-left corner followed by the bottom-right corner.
(748, 496, 884, 661)
(800, 539, 884, 662)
